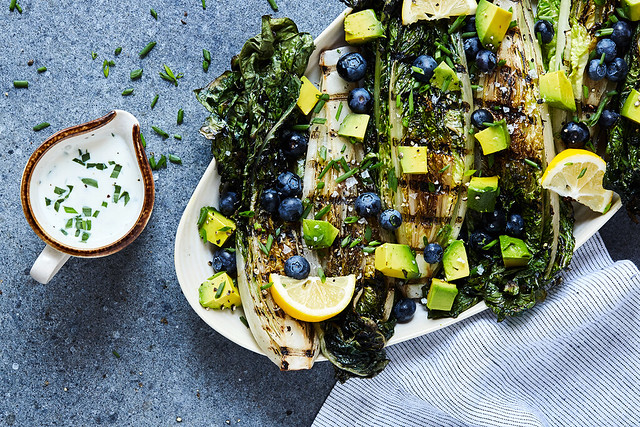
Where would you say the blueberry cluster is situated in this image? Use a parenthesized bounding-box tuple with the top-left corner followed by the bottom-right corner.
(469, 209, 524, 251)
(587, 21, 631, 83)
(336, 52, 375, 114)
(463, 17, 498, 73)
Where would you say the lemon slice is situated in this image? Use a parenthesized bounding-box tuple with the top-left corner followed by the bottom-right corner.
(402, 0, 477, 24)
(541, 149, 614, 213)
(269, 274, 356, 322)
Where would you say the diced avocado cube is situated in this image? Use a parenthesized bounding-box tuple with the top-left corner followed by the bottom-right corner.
(442, 240, 469, 281)
(475, 121, 510, 155)
(199, 207, 236, 246)
(475, 0, 512, 51)
(499, 235, 532, 268)
(539, 70, 576, 111)
(302, 219, 340, 249)
(199, 272, 242, 309)
(429, 61, 461, 92)
(338, 113, 370, 141)
(297, 76, 322, 115)
(623, 0, 640, 21)
(621, 89, 640, 124)
(398, 146, 428, 174)
(374, 243, 421, 279)
(467, 176, 499, 213)
(344, 9, 384, 45)
(426, 278, 459, 311)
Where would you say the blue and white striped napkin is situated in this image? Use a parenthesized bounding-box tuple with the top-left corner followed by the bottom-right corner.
(313, 233, 640, 427)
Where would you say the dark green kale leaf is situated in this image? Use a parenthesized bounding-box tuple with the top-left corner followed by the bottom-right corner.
(605, 26, 640, 220)
(319, 282, 395, 382)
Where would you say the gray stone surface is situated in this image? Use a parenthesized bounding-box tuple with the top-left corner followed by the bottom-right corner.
(1, 1, 639, 426)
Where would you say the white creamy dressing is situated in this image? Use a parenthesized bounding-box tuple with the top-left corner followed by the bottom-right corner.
(30, 132, 145, 249)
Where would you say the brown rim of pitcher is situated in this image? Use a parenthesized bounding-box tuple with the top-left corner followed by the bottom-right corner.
(21, 110, 155, 258)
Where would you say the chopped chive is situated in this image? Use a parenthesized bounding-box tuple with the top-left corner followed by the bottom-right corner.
(314, 205, 331, 220)
(91, 51, 98, 60)
(301, 198, 312, 219)
(441, 75, 452, 92)
(177, 108, 184, 125)
(318, 160, 335, 180)
(461, 31, 477, 38)
(63, 206, 77, 214)
(434, 41, 452, 55)
(497, 59, 507, 67)
(13, 80, 28, 88)
(114, 47, 122, 55)
(202, 0, 206, 9)
(45, 198, 51, 206)
(583, 84, 589, 100)
(524, 159, 540, 169)
(92, 210, 100, 218)
(335, 103, 343, 120)
(156, 155, 167, 169)
(438, 164, 451, 174)
(14, 1, 20, 12)
(483, 239, 498, 250)
(33, 122, 50, 131)
(81, 178, 98, 188)
(150, 8, 157, 19)
(159, 64, 183, 86)
(130, 68, 143, 80)
(599, 52, 606, 65)
(362, 246, 376, 253)
(470, 84, 482, 90)
(448, 15, 466, 34)
(37, 66, 47, 73)
(368, 240, 382, 246)
(603, 201, 612, 214)
(65, 218, 72, 228)
(168, 154, 182, 164)
(292, 124, 310, 131)
(318, 267, 326, 283)
(265, 234, 274, 253)
(349, 237, 362, 248)
(578, 167, 587, 179)
(151, 126, 169, 138)
(260, 282, 273, 290)
(341, 236, 351, 247)
(408, 89, 414, 115)
(316, 182, 325, 189)
(102, 60, 110, 78)
(318, 146, 327, 161)
(112, 350, 120, 358)
(82, 207, 92, 217)
(203, 49, 211, 62)
(215, 281, 226, 298)
(102, 201, 108, 208)
(508, 20, 518, 29)
(338, 157, 350, 172)
(464, 169, 477, 176)
(174, 134, 182, 140)
(411, 66, 424, 75)
(344, 216, 359, 224)
(341, 145, 347, 153)
(596, 28, 614, 37)
(267, 0, 278, 11)
(238, 210, 255, 217)
(396, 93, 402, 108)
(445, 56, 455, 70)
(335, 167, 358, 183)
(203, 60, 209, 73)
(139, 41, 156, 58)
(54, 186, 66, 195)
(364, 225, 372, 242)
(9, 0, 16, 11)
(151, 94, 159, 109)
(140, 132, 146, 148)
(311, 117, 327, 125)
(258, 240, 268, 255)
(110, 164, 122, 178)
(122, 88, 134, 96)
(313, 94, 330, 114)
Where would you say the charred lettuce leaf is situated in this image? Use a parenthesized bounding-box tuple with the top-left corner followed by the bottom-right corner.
(605, 26, 640, 220)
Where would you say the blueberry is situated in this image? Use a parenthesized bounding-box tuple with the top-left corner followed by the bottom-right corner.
(278, 197, 303, 222)
(212, 249, 237, 276)
(599, 109, 619, 128)
(534, 20, 554, 44)
(475, 50, 497, 73)
(412, 55, 438, 82)
(560, 121, 590, 146)
(336, 52, 367, 82)
(219, 191, 240, 216)
(469, 230, 492, 251)
(354, 192, 382, 217)
(484, 210, 506, 235)
(348, 88, 374, 114)
(284, 255, 310, 280)
(587, 59, 607, 81)
(281, 130, 308, 159)
(423, 243, 444, 264)
(471, 108, 494, 129)
(607, 57, 629, 82)
(462, 16, 476, 33)
(596, 39, 617, 63)
(379, 209, 402, 230)
(611, 21, 632, 48)
(464, 37, 482, 60)
(505, 214, 525, 237)
(260, 188, 280, 213)
(393, 298, 416, 322)
(276, 171, 302, 197)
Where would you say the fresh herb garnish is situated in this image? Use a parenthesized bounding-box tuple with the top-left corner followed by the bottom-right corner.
(159, 64, 183, 86)
(314, 205, 331, 220)
(121, 88, 134, 96)
(130, 69, 143, 80)
(168, 154, 182, 164)
(344, 216, 358, 224)
(152, 126, 169, 138)
(81, 178, 98, 188)
(110, 164, 122, 178)
(13, 80, 28, 88)
(139, 41, 156, 58)
(267, 0, 278, 11)
(63, 206, 77, 214)
(37, 66, 47, 73)
(150, 8, 158, 19)
(177, 108, 184, 125)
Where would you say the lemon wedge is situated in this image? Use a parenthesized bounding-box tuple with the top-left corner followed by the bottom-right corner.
(269, 274, 356, 322)
(402, 0, 477, 24)
(541, 149, 614, 213)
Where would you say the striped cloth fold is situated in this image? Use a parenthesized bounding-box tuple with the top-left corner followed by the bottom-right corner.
(313, 233, 640, 427)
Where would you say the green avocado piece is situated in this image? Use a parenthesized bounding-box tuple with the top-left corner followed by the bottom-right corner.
(375, 243, 421, 279)
(199, 207, 236, 246)
(338, 113, 370, 141)
(475, 121, 510, 155)
(475, 0, 512, 51)
(429, 61, 461, 92)
(344, 9, 384, 45)
(442, 240, 469, 281)
(623, 0, 640, 21)
(499, 235, 532, 268)
(199, 272, 242, 309)
(539, 70, 576, 111)
(398, 146, 428, 174)
(426, 278, 459, 311)
(621, 89, 640, 124)
(302, 219, 340, 249)
(467, 176, 499, 213)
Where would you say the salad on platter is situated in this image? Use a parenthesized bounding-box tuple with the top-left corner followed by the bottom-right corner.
(189, 0, 640, 381)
